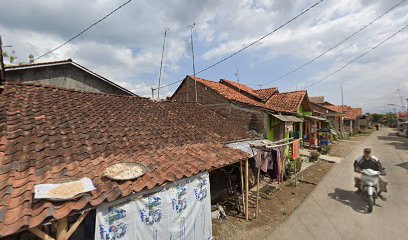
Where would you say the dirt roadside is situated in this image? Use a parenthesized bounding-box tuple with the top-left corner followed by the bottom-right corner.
(212, 133, 372, 240)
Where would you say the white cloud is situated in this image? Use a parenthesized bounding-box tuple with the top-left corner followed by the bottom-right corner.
(0, 0, 406, 112)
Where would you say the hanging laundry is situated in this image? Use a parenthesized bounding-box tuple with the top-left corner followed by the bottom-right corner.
(292, 139, 300, 159)
(278, 146, 286, 183)
(261, 151, 269, 172)
(255, 149, 268, 173)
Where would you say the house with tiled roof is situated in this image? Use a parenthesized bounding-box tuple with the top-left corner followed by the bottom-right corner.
(343, 106, 363, 133)
(309, 96, 325, 104)
(5, 59, 136, 96)
(171, 76, 318, 143)
(310, 96, 365, 134)
(0, 83, 252, 239)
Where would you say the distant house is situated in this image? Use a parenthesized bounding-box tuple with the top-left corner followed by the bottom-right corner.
(171, 76, 273, 136)
(344, 107, 363, 133)
(310, 96, 364, 134)
(171, 76, 317, 142)
(4, 59, 136, 96)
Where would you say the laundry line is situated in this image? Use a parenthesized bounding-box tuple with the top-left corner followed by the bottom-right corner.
(249, 138, 297, 150)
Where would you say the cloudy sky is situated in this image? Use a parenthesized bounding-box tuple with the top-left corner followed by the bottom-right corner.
(1, 0, 407, 113)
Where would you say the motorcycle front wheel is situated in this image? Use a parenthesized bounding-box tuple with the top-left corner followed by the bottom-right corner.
(367, 196, 374, 213)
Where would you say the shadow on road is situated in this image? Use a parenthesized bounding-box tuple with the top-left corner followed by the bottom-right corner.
(328, 188, 369, 214)
(395, 162, 408, 171)
(377, 132, 408, 151)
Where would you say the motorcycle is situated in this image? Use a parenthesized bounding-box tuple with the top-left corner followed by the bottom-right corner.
(360, 169, 381, 213)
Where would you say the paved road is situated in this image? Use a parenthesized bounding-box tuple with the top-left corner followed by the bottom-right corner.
(267, 128, 408, 240)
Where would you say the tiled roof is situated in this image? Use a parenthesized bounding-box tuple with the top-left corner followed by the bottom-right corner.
(174, 76, 308, 114)
(344, 106, 362, 120)
(0, 83, 251, 237)
(219, 79, 262, 100)
(321, 104, 344, 113)
(397, 112, 408, 119)
(254, 88, 279, 101)
(352, 108, 362, 116)
(309, 96, 325, 104)
(266, 90, 309, 113)
(189, 76, 270, 110)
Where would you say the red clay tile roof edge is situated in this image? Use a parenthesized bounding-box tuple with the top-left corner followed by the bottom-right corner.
(0, 83, 252, 237)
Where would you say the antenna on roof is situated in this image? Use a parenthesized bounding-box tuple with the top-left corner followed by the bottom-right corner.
(235, 65, 240, 84)
(157, 27, 169, 99)
(188, 23, 197, 102)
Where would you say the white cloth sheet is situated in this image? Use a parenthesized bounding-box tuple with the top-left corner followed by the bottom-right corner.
(96, 172, 212, 240)
(34, 177, 95, 199)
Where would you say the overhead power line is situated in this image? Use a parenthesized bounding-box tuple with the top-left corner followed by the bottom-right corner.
(304, 23, 408, 89)
(153, 0, 325, 90)
(260, 0, 406, 87)
(195, 0, 325, 75)
(35, 0, 132, 60)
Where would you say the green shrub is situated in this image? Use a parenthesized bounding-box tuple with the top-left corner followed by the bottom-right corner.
(310, 150, 320, 162)
(285, 157, 302, 176)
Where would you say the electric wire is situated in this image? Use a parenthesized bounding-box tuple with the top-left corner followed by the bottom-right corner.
(195, 0, 325, 76)
(153, 0, 325, 90)
(35, 0, 132, 60)
(259, 0, 406, 87)
(304, 23, 408, 89)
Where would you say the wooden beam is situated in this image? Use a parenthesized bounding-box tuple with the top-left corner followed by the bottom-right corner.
(29, 227, 55, 240)
(255, 157, 261, 219)
(61, 211, 89, 240)
(56, 217, 68, 240)
(245, 158, 249, 221)
(240, 160, 245, 215)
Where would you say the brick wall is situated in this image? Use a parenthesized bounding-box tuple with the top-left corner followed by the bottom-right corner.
(172, 77, 266, 136)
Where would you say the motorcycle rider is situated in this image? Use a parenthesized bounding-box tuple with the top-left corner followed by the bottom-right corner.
(353, 148, 388, 201)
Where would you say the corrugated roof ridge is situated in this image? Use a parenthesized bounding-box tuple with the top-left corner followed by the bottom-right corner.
(254, 87, 278, 91)
(4, 59, 72, 69)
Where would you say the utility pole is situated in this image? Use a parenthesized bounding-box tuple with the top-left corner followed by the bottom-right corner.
(151, 88, 155, 99)
(341, 83, 344, 111)
(406, 98, 408, 117)
(0, 35, 5, 90)
(157, 28, 169, 99)
(189, 23, 197, 102)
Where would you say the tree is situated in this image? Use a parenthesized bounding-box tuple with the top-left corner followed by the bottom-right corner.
(370, 113, 384, 123)
(2, 51, 35, 66)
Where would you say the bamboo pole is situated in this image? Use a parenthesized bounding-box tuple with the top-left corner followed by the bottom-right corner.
(29, 227, 55, 240)
(245, 158, 249, 221)
(56, 217, 67, 240)
(255, 158, 261, 219)
(240, 160, 245, 215)
(61, 211, 89, 240)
